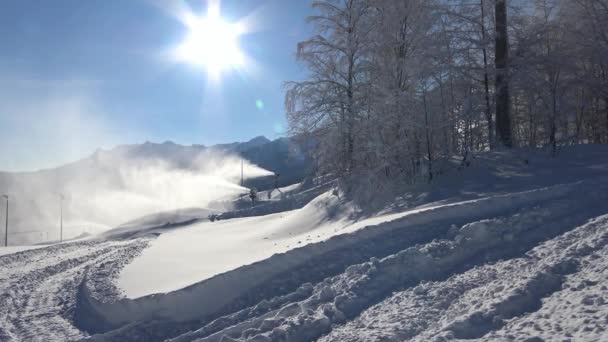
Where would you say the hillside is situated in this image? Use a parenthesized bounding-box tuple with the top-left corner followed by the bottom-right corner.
(0, 145, 607, 341)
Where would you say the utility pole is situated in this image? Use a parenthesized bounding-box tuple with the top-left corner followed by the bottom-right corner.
(240, 158, 244, 187)
(59, 194, 64, 242)
(3, 194, 8, 247)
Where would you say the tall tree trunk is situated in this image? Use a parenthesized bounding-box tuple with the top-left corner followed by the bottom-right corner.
(440, 15, 459, 154)
(438, 77, 451, 156)
(528, 98, 537, 147)
(495, 0, 512, 147)
(480, 0, 494, 150)
(423, 87, 433, 182)
(550, 90, 557, 156)
(346, 54, 355, 171)
(605, 97, 608, 143)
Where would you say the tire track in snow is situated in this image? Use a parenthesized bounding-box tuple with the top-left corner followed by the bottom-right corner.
(0, 242, 94, 284)
(0, 240, 148, 342)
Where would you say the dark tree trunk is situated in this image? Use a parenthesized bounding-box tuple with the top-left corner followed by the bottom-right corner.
(605, 97, 608, 143)
(480, 0, 494, 150)
(423, 88, 433, 182)
(495, 0, 512, 148)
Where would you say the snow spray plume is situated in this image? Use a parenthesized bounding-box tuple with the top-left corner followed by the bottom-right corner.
(0, 147, 273, 244)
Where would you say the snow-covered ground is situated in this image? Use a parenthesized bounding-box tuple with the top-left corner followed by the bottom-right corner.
(79, 176, 608, 342)
(0, 245, 45, 257)
(1, 145, 607, 341)
(118, 191, 451, 298)
(322, 213, 608, 342)
(101, 207, 219, 240)
(0, 238, 149, 341)
(118, 192, 356, 297)
(257, 182, 302, 201)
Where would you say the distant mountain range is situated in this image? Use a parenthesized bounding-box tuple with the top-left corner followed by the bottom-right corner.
(100, 135, 312, 186)
(102, 136, 312, 188)
(0, 135, 312, 188)
(0, 136, 313, 245)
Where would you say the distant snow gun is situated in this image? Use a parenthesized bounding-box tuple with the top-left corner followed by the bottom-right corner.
(249, 188, 257, 206)
(268, 173, 282, 200)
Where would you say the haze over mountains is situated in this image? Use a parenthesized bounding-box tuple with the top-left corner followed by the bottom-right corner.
(0, 136, 312, 245)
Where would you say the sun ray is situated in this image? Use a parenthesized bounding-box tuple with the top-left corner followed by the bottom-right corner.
(175, 1, 246, 80)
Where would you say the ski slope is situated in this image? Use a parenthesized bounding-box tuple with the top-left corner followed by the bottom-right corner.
(1, 145, 607, 341)
(117, 191, 450, 298)
(117, 192, 355, 297)
(0, 239, 149, 341)
(81, 177, 608, 341)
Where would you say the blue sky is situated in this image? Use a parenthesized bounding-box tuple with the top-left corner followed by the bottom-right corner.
(0, 0, 313, 172)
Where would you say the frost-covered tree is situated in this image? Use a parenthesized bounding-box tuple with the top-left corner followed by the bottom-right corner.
(286, 0, 608, 199)
(364, 0, 439, 182)
(568, 0, 608, 143)
(285, 0, 373, 179)
(509, 0, 608, 149)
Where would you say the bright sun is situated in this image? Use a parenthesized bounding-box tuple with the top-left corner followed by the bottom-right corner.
(177, 6, 244, 76)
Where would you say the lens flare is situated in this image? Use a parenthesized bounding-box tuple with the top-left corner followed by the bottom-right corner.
(176, 4, 245, 78)
(255, 99, 264, 110)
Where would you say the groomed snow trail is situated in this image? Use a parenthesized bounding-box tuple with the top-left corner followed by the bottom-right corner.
(0, 239, 149, 342)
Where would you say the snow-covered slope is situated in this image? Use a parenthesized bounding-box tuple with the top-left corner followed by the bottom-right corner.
(101, 207, 220, 240)
(0, 145, 607, 341)
(322, 213, 608, 342)
(117, 192, 355, 298)
(0, 238, 150, 341)
(79, 178, 606, 340)
(117, 188, 454, 298)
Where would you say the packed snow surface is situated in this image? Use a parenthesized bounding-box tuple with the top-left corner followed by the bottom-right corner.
(0, 245, 45, 257)
(117, 191, 447, 298)
(0, 239, 149, 341)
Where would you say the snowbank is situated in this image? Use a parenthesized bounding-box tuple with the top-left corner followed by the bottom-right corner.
(117, 192, 355, 298)
(324, 216, 608, 341)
